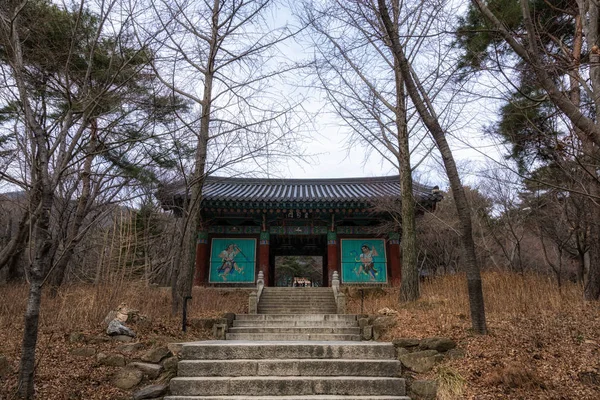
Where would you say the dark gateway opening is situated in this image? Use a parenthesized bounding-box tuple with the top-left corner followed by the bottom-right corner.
(274, 256, 323, 287)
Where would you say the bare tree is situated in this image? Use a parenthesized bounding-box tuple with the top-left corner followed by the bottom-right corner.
(376, 0, 487, 333)
(300, 0, 458, 301)
(0, 0, 176, 396)
(134, 0, 308, 311)
(470, 0, 600, 300)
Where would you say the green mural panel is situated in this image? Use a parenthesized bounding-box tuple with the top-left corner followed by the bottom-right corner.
(340, 239, 387, 284)
(209, 238, 256, 283)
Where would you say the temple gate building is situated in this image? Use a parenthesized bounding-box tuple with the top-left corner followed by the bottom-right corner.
(159, 175, 441, 287)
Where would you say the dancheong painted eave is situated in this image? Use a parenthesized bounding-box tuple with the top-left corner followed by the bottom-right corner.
(157, 175, 442, 211)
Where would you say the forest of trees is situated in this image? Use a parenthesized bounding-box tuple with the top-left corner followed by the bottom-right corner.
(2, 0, 600, 398)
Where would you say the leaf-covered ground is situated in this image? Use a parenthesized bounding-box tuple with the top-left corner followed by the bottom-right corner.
(1, 273, 599, 399)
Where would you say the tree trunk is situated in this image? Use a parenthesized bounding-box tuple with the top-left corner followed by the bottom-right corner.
(173, 0, 219, 311)
(393, 55, 418, 302)
(50, 119, 97, 295)
(377, 0, 487, 333)
(18, 180, 54, 399)
(0, 209, 33, 272)
(585, 203, 600, 299)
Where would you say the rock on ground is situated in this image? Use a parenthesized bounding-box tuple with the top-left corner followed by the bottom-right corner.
(111, 335, 134, 343)
(445, 348, 466, 359)
(167, 343, 183, 357)
(162, 356, 178, 374)
(69, 332, 85, 343)
(410, 379, 438, 400)
(399, 350, 444, 373)
(106, 319, 136, 338)
(419, 337, 457, 352)
(392, 338, 420, 348)
(128, 362, 163, 379)
(132, 383, 168, 400)
(141, 347, 171, 363)
(96, 352, 126, 367)
(113, 367, 143, 390)
(117, 342, 144, 353)
(70, 347, 96, 357)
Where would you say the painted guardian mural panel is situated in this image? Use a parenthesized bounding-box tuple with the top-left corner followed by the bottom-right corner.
(340, 239, 387, 284)
(209, 238, 256, 283)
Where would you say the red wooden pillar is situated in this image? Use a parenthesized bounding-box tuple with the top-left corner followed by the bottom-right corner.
(388, 232, 401, 287)
(259, 231, 270, 286)
(327, 231, 338, 287)
(194, 231, 209, 286)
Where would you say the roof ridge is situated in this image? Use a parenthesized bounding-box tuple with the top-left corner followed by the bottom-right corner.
(204, 175, 402, 185)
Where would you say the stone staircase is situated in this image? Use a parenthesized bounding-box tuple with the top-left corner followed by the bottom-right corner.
(164, 286, 409, 399)
(258, 287, 338, 314)
(226, 314, 361, 341)
(165, 341, 409, 400)
(228, 287, 359, 341)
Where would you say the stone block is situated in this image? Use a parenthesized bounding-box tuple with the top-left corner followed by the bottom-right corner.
(396, 347, 410, 356)
(113, 367, 143, 389)
(88, 335, 110, 344)
(111, 335, 133, 343)
(213, 323, 227, 340)
(361, 325, 373, 341)
(106, 319, 136, 338)
(133, 383, 168, 400)
(188, 318, 217, 330)
(410, 379, 438, 400)
(419, 337, 456, 352)
(141, 347, 172, 363)
(393, 338, 420, 349)
(117, 342, 144, 353)
(445, 348, 466, 359)
(129, 362, 163, 379)
(399, 350, 443, 373)
(97, 352, 126, 367)
(221, 312, 236, 327)
(162, 356, 178, 374)
(167, 343, 184, 357)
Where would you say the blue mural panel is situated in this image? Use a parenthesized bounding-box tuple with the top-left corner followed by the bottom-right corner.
(340, 239, 387, 284)
(209, 238, 256, 283)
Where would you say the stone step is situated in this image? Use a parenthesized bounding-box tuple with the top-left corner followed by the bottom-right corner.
(259, 301, 335, 303)
(232, 320, 358, 327)
(257, 310, 338, 315)
(259, 298, 334, 301)
(258, 299, 337, 306)
(261, 290, 334, 294)
(165, 396, 410, 400)
(259, 299, 335, 303)
(258, 305, 337, 309)
(169, 376, 405, 396)
(177, 359, 402, 377)
(258, 302, 337, 314)
(260, 294, 335, 297)
(235, 315, 358, 322)
(263, 286, 333, 293)
(225, 333, 361, 341)
(257, 312, 339, 316)
(258, 307, 333, 314)
(227, 327, 360, 334)
(181, 341, 396, 360)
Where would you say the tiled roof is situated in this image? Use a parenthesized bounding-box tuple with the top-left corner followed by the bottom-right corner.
(160, 175, 440, 205)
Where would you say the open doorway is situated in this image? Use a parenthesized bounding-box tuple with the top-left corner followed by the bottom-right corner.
(274, 256, 323, 287)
